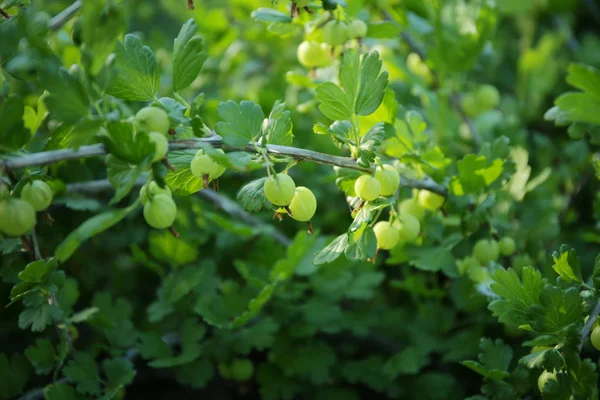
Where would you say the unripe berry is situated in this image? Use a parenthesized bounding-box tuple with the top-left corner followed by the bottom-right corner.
(149, 132, 169, 162)
(135, 107, 170, 135)
(143, 194, 177, 229)
(354, 175, 381, 202)
(323, 20, 349, 46)
(288, 187, 317, 222)
(264, 174, 296, 206)
(21, 180, 53, 211)
(190, 150, 219, 180)
(473, 239, 500, 265)
(418, 190, 445, 211)
(140, 181, 172, 205)
(230, 358, 254, 381)
(538, 370, 557, 393)
(591, 325, 600, 351)
(477, 84, 500, 110)
(374, 165, 400, 197)
(349, 20, 368, 38)
(398, 198, 425, 221)
(394, 214, 420, 242)
(0, 198, 36, 236)
(499, 237, 516, 256)
(373, 221, 399, 250)
(297, 41, 329, 68)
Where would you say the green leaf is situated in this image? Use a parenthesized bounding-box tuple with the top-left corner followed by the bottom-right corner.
(264, 101, 293, 146)
(39, 68, 90, 124)
(231, 284, 276, 328)
(100, 121, 155, 164)
(174, 358, 214, 389)
(17, 258, 58, 283)
(316, 82, 353, 121)
(455, 154, 504, 194)
(237, 177, 267, 212)
(80, 0, 125, 75)
(488, 266, 544, 326)
(592, 253, 600, 290)
(45, 118, 103, 150)
(529, 286, 582, 333)
(44, 383, 80, 400)
(138, 333, 173, 360)
(24, 338, 56, 375)
(251, 8, 293, 23)
(555, 92, 600, 126)
(106, 155, 149, 205)
(551, 245, 583, 283)
(149, 231, 199, 267)
(479, 338, 512, 372)
(165, 150, 204, 195)
(460, 360, 510, 380)
(158, 265, 206, 303)
(172, 19, 207, 92)
(355, 51, 389, 116)
(384, 346, 430, 378)
(102, 358, 136, 390)
(107, 34, 160, 101)
(215, 100, 264, 147)
(150, 319, 205, 368)
(366, 21, 401, 38)
(19, 304, 63, 332)
(63, 352, 101, 395)
(313, 234, 349, 265)
(0, 353, 31, 399)
(566, 63, 600, 98)
(0, 95, 30, 151)
(344, 227, 377, 262)
(257, 364, 303, 400)
(54, 202, 140, 263)
(340, 50, 361, 111)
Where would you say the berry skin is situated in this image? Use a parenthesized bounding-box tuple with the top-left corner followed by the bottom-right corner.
(264, 173, 296, 206)
(591, 326, 600, 351)
(323, 20, 349, 46)
(297, 41, 330, 68)
(373, 221, 400, 250)
(460, 93, 480, 117)
(230, 359, 254, 381)
(374, 165, 400, 197)
(0, 198, 36, 236)
(149, 132, 169, 162)
(140, 181, 172, 205)
(355, 175, 381, 202)
(473, 239, 500, 265)
(394, 214, 420, 242)
(21, 180, 53, 211)
(288, 187, 317, 222)
(349, 20, 368, 38)
(398, 198, 425, 221)
(477, 84, 500, 110)
(499, 237, 516, 256)
(418, 190, 445, 211)
(143, 194, 177, 229)
(135, 107, 170, 135)
(538, 370, 557, 393)
(218, 363, 232, 379)
(456, 255, 480, 275)
(190, 150, 219, 180)
(212, 149, 227, 179)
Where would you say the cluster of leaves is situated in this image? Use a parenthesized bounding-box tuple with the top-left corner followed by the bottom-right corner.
(2, 0, 600, 399)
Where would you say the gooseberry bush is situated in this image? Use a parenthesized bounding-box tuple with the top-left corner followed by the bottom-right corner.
(2, 0, 600, 399)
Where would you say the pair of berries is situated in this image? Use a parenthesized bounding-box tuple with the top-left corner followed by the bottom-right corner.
(0, 180, 54, 237)
(263, 173, 316, 222)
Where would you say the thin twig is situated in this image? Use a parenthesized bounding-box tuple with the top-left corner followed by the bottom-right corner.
(48, 0, 82, 31)
(30, 228, 43, 261)
(579, 300, 600, 351)
(0, 7, 9, 18)
(3, 138, 448, 195)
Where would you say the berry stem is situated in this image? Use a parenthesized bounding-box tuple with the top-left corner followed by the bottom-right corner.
(168, 226, 181, 238)
(307, 221, 314, 235)
(0, 7, 9, 18)
(187, 0, 194, 10)
(284, 206, 294, 217)
(162, 158, 176, 171)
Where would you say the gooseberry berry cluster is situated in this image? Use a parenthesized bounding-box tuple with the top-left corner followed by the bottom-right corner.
(296, 12, 368, 70)
(0, 180, 53, 237)
(263, 173, 317, 227)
